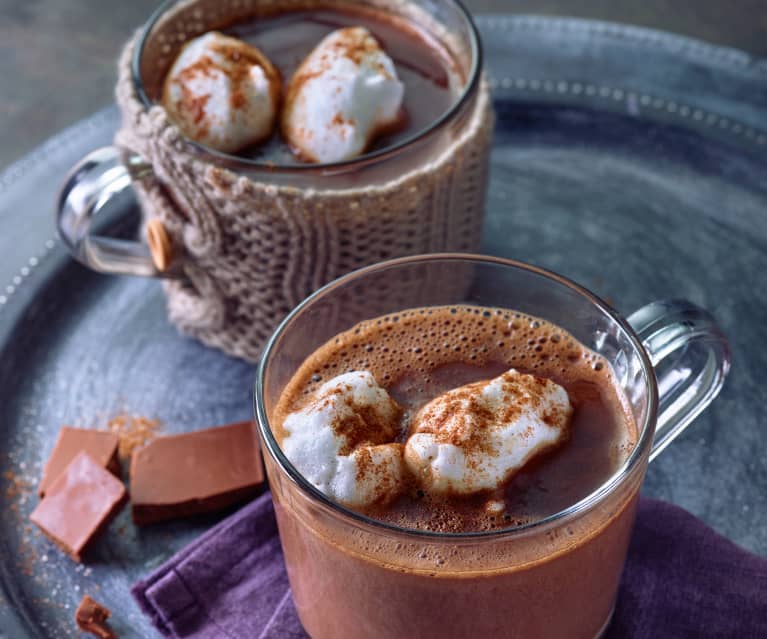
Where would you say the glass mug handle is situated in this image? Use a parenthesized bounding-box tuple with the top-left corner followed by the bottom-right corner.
(628, 299, 731, 461)
(56, 146, 181, 278)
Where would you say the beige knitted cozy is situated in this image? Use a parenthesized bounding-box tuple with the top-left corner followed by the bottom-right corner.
(114, 14, 493, 362)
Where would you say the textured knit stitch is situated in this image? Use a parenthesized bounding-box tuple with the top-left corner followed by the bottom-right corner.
(114, 22, 493, 362)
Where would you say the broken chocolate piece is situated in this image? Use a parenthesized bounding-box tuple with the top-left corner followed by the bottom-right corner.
(130, 421, 264, 525)
(39, 427, 120, 497)
(75, 595, 117, 639)
(30, 451, 127, 561)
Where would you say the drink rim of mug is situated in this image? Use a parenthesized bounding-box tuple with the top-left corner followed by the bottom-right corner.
(130, 0, 482, 174)
(254, 253, 659, 540)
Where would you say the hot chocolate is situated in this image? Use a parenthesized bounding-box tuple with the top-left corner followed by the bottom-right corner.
(274, 305, 637, 533)
(87, 0, 491, 362)
(159, 3, 462, 162)
(268, 305, 640, 638)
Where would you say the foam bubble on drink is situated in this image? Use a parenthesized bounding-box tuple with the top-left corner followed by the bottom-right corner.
(404, 369, 573, 495)
(281, 26, 405, 163)
(281, 371, 405, 507)
(162, 31, 281, 153)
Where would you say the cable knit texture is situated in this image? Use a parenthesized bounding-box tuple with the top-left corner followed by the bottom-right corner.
(114, 24, 493, 362)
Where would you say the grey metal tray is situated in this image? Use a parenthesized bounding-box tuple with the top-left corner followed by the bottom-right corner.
(1, 15, 766, 638)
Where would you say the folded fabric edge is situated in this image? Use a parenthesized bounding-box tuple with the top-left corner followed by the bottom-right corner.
(131, 492, 276, 637)
(132, 577, 173, 638)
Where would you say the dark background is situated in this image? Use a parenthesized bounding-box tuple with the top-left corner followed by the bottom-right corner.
(1, 0, 765, 170)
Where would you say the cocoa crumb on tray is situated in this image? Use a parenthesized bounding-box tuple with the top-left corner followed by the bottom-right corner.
(76, 594, 117, 638)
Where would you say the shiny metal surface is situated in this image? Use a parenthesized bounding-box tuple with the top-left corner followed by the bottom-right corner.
(56, 146, 171, 278)
(0, 16, 765, 638)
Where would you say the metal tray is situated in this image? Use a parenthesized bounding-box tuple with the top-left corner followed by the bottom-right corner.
(1, 15, 766, 638)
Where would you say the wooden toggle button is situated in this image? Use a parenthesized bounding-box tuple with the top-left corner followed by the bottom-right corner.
(145, 219, 173, 272)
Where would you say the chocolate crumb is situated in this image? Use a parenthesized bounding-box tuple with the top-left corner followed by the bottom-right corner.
(75, 595, 117, 638)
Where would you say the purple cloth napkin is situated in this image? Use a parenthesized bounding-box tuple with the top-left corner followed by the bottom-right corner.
(133, 495, 767, 638)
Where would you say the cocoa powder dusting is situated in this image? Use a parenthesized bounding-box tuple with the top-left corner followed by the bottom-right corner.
(415, 382, 500, 458)
(231, 91, 247, 110)
(354, 446, 373, 481)
(3, 470, 39, 576)
(3, 469, 32, 500)
(209, 40, 281, 111)
(281, 26, 391, 159)
(330, 27, 378, 65)
(173, 40, 280, 126)
(106, 415, 161, 460)
(322, 384, 401, 454)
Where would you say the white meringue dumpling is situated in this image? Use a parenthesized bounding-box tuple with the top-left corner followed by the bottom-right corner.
(282, 27, 405, 163)
(281, 371, 405, 507)
(404, 369, 573, 495)
(162, 31, 281, 153)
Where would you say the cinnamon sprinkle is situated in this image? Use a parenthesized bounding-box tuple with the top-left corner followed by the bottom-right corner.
(320, 382, 401, 455)
(106, 415, 161, 460)
(3, 469, 32, 500)
(209, 39, 281, 112)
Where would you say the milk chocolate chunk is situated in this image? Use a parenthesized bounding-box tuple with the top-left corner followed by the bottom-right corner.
(39, 426, 120, 497)
(130, 421, 264, 525)
(75, 595, 117, 639)
(30, 452, 127, 561)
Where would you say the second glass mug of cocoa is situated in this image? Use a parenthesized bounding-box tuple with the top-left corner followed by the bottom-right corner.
(56, 0, 492, 363)
(254, 254, 730, 639)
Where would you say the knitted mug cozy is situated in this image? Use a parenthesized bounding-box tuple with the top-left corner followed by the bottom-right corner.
(114, 27, 493, 362)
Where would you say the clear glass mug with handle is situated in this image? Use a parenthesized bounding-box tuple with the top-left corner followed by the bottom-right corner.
(254, 253, 730, 639)
(55, 0, 492, 362)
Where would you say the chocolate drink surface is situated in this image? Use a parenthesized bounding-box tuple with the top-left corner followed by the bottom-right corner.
(273, 305, 638, 533)
(223, 5, 462, 162)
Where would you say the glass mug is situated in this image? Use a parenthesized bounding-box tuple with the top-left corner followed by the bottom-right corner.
(254, 254, 730, 639)
(56, 0, 492, 362)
